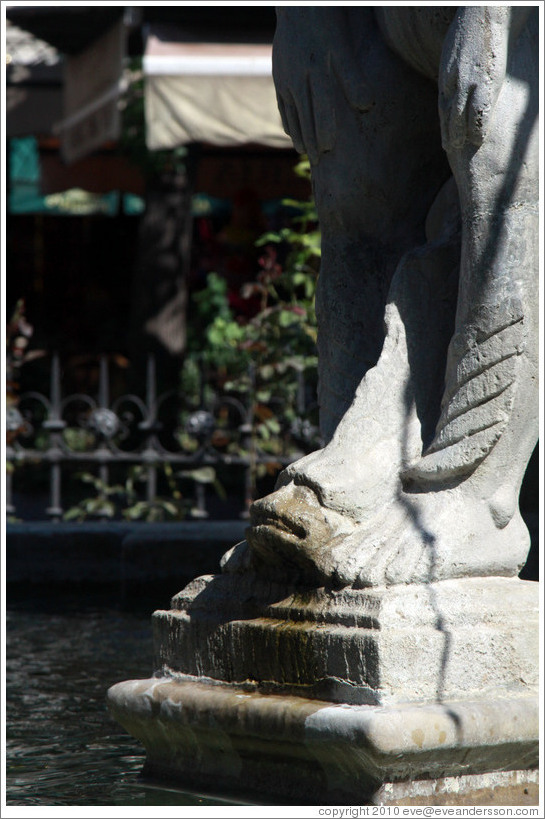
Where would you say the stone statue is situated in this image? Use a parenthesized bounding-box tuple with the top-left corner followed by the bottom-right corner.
(225, 6, 540, 588)
(108, 9, 539, 804)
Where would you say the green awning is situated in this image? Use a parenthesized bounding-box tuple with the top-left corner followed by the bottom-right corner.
(8, 137, 145, 216)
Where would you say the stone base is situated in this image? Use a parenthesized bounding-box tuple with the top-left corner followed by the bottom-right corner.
(107, 677, 538, 805)
(152, 574, 539, 705)
(109, 572, 538, 804)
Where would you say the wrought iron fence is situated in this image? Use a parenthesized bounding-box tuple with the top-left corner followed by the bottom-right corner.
(6, 353, 320, 522)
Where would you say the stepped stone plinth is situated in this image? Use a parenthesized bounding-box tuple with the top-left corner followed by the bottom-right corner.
(108, 571, 539, 805)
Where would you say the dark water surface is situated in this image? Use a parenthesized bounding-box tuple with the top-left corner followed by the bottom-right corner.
(5, 591, 249, 807)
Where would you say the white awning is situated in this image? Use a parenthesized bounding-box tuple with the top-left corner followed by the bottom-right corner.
(143, 33, 292, 150)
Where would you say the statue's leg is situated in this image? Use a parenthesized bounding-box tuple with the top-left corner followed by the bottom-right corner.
(376, 15, 541, 589)
(405, 15, 539, 537)
(239, 11, 537, 588)
(236, 9, 453, 584)
(270, 7, 450, 442)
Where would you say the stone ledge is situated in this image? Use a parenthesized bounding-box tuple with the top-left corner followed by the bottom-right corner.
(6, 521, 246, 594)
(107, 676, 539, 805)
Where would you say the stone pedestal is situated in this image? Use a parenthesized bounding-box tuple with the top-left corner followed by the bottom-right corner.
(107, 573, 539, 805)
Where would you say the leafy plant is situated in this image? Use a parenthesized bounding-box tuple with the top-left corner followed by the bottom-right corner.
(63, 472, 126, 522)
(63, 462, 225, 522)
(180, 157, 322, 493)
(64, 466, 180, 522)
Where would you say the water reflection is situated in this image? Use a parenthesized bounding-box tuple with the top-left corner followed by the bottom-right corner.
(6, 592, 246, 806)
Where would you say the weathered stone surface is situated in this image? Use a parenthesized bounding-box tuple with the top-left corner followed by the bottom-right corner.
(377, 770, 539, 807)
(109, 565, 539, 802)
(153, 573, 538, 706)
(107, 677, 538, 805)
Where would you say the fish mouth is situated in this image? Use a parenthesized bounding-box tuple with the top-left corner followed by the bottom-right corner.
(245, 482, 358, 583)
(249, 505, 307, 542)
(246, 483, 336, 567)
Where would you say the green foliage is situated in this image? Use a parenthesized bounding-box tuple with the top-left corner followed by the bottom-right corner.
(63, 472, 127, 522)
(177, 466, 227, 502)
(186, 272, 246, 370)
(63, 463, 224, 523)
(120, 463, 190, 522)
(181, 157, 321, 486)
(62, 428, 96, 452)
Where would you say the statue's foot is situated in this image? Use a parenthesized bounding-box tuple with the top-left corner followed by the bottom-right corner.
(241, 474, 530, 588)
(234, 203, 533, 589)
